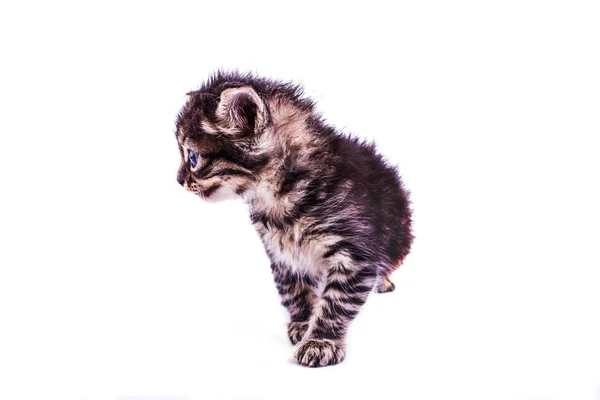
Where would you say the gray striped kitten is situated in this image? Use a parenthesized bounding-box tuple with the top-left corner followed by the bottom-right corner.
(175, 72, 413, 367)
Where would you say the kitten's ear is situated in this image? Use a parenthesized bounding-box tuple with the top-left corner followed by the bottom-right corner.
(216, 86, 266, 135)
(185, 90, 200, 101)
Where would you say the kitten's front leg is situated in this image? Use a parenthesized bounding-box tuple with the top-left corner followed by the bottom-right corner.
(294, 264, 376, 367)
(271, 263, 317, 344)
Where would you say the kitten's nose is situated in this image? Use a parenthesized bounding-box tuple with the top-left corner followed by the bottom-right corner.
(177, 174, 185, 186)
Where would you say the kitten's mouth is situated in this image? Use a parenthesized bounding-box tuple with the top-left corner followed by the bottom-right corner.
(199, 184, 221, 199)
(183, 179, 221, 200)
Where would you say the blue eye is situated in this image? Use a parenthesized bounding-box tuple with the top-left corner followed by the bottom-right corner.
(188, 150, 199, 167)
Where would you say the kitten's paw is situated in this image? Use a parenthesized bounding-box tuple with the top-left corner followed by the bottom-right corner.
(287, 321, 309, 345)
(294, 339, 346, 367)
(376, 277, 396, 293)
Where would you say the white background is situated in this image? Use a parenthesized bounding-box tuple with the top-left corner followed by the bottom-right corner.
(1, 1, 599, 399)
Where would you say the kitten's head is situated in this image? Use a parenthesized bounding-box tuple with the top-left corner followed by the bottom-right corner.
(175, 83, 270, 201)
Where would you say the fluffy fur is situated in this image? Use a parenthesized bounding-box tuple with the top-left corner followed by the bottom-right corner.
(175, 71, 413, 367)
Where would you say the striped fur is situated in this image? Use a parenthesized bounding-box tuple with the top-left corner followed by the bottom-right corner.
(175, 71, 414, 367)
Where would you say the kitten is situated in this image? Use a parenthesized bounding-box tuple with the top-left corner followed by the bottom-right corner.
(174, 71, 413, 367)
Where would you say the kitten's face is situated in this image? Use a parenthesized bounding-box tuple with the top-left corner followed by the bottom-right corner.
(175, 86, 268, 201)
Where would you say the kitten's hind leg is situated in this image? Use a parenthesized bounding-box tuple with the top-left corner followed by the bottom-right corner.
(376, 260, 404, 293)
(287, 321, 309, 345)
(376, 275, 396, 293)
(271, 263, 316, 345)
